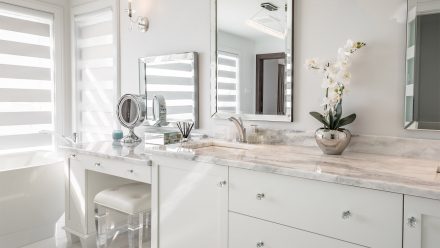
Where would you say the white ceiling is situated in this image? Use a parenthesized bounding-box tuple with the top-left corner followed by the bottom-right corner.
(218, 0, 287, 41)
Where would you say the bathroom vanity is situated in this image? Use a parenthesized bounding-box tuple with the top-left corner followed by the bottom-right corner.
(62, 142, 152, 247)
(63, 139, 440, 248)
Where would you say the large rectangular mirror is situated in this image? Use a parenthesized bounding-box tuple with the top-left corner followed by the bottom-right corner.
(139, 52, 199, 128)
(211, 0, 293, 122)
(405, 0, 440, 130)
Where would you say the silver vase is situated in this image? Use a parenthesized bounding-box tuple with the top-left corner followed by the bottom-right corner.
(314, 128, 352, 155)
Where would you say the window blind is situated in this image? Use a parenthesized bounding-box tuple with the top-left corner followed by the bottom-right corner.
(217, 51, 239, 113)
(0, 3, 54, 153)
(74, 8, 115, 142)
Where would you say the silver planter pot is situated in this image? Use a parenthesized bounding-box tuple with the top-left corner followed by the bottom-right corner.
(314, 128, 352, 155)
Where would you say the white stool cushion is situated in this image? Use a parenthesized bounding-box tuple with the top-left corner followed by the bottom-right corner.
(94, 183, 151, 215)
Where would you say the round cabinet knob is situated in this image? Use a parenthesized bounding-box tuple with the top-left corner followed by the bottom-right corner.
(70, 154, 76, 159)
(128, 169, 134, 173)
(95, 162, 101, 167)
(256, 193, 265, 200)
(218, 181, 227, 188)
(342, 210, 352, 220)
(407, 217, 417, 228)
(256, 241, 265, 247)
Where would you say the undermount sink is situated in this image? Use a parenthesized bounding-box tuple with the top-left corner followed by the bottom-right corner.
(182, 139, 256, 151)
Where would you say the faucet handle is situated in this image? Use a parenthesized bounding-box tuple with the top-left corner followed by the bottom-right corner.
(72, 132, 80, 143)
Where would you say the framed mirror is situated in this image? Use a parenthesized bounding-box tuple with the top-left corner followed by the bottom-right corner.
(139, 52, 199, 128)
(211, 0, 293, 122)
(405, 0, 440, 130)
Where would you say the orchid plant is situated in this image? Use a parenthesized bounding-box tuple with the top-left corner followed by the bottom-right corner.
(306, 40, 366, 130)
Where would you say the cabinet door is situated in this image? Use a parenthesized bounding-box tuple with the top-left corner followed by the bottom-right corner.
(156, 156, 228, 248)
(404, 195, 440, 248)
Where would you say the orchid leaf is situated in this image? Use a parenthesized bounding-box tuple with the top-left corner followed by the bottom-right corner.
(336, 114, 357, 129)
(309, 112, 329, 128)
(333, 102, 343, 128)
(328, 109, 334, 129)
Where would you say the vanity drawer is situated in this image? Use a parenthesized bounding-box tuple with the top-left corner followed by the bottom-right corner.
(229, 212, 363, 248)
(229, 167, 402, 248)
(73, 154, 151, 183)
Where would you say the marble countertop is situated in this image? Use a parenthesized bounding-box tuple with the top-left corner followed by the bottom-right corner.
(145, 139, 440, 201)
(61, 141, 152, 166)
(61, 139, 440, 200)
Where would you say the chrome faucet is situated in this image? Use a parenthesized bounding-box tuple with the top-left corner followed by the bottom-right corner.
(39, 130, 79, 145)
(228, 117, 247, 143)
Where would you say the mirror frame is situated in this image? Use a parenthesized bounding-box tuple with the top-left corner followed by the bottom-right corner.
(117, 94, 146, 129)
(210, 0, 294, 122)
(139, 52, 200, 128)
(403, 0, 440, 131)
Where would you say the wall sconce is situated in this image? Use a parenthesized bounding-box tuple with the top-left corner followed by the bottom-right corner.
(126, 0, 149, 32)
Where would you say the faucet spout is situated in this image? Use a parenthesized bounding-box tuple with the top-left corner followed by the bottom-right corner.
(228, 117, 247, 143)
(39, 130, 79, 145)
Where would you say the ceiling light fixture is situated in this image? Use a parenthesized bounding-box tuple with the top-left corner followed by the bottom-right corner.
(246, 2, 287, 40)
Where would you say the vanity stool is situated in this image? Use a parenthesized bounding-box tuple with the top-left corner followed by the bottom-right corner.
(94, 183, 151, 248)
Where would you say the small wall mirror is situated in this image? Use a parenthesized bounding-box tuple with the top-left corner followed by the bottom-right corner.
(139, 52, 199, 128)
(211, 0, 293, 122)
(405, 0, 440, 130)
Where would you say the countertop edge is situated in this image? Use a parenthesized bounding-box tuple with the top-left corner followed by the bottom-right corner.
(147, 148, 440, 201)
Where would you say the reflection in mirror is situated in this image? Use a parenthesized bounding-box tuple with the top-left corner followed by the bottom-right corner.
(139, 52, 199, 128)
(213, 0, 293, 121)
(405, 0, 440, 130)
(121, 99, 138, 125)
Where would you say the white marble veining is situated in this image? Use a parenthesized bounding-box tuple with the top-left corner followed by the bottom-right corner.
(62, 138, 440, 201)
(61, 141, 152, 165)
(220, 128, 440, 160)
(146, 139, 440, 201)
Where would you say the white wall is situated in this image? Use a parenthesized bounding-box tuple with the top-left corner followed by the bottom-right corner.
(72, 0, 440, 139)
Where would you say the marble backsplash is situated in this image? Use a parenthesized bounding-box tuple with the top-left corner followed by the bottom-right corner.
(214, 127, 440, 161)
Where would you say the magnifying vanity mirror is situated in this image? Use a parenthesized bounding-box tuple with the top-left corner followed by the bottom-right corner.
(211, 0, 293, 122)
(405, 0, 440, 130)
(117, 94, 146, 144)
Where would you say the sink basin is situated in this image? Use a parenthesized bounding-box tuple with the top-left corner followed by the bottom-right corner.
(181, 139, 256, 151)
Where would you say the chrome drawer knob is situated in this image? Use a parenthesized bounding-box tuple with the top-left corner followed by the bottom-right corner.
(256, 193, 265, 200)
(342, 210, 352, 219)
(218, 181, 227, 187)
(407, 217, 417, 228)
(256, 241, 264, 247)
(95, 162, 101, 167)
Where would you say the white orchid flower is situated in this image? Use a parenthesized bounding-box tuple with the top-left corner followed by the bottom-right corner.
(305, 58, 321, 70)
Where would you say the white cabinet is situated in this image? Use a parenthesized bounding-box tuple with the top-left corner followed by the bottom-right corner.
(229, 212, 364, 248)
(404, 195, 440, 248)
(154, 156, 228, 248)
(229, 167, 403, 248)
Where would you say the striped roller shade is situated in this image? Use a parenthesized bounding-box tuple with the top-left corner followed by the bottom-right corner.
(217, 51, 239, 114)
(140, 52, 199, 126)
(0, 3, 54, 153)
(74, 8, 115, 142)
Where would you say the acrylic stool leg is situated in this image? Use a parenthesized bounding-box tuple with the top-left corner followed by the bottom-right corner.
(128, 212, 144, 248)
(95, 204, 109, 248)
